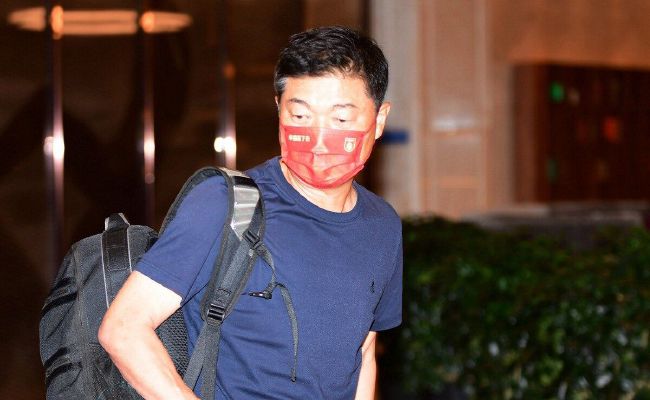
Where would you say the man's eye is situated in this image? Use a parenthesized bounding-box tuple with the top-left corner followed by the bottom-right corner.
(293, 114, 307, 120)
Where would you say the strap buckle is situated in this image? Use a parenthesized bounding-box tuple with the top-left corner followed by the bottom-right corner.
(206, 302, 226, 324)
(243, 229, 262, 250)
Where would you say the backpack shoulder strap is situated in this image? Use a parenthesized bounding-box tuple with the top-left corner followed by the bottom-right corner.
(101, 166, 225, 308)
(159, 167, 224, 235)
(101, 213, 131, 307)
(182, 167, 264, 400)
(217, 167, 262, 240)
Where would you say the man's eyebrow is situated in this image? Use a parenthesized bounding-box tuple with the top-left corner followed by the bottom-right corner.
(287, 98, 311, 109)
(333, 103, 358, 109)
(286, 98, 358, 110)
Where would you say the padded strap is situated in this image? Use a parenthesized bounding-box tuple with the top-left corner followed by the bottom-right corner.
(231, 182, 260, 240)
(202, 200, 265, 321)
(185, 221, 261, 399)
(160, 167, 222, 235)
(184, 169, 265, 399)
(101, 213, 132, 307)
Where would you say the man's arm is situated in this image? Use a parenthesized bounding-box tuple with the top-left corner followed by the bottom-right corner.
(98, 271, 198, 400)
(354, 331, 377, 400)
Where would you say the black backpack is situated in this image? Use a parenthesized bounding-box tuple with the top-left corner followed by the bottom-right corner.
(39, 167, 297, 400)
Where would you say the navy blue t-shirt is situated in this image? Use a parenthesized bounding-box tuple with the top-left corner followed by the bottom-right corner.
(136, 157, 402, 399)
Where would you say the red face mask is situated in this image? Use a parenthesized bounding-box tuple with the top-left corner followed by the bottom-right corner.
(280, 123, 375, 189)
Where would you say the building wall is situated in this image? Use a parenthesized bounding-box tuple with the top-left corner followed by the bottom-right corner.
(490, 0, 650, 209)
(372, 0, 650, 218)
(370, 0, 424, 215)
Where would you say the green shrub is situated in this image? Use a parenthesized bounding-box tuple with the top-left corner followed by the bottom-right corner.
(381, 217, 650, 399)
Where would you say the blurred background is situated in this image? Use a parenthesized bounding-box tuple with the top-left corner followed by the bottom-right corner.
(2, 0, 650, 398)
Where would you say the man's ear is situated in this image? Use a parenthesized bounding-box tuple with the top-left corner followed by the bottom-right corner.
(374, 102, 391, 140)
(275, 96, 280, 114)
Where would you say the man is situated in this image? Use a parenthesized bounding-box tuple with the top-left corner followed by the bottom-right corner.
(99, 26, 402, 399)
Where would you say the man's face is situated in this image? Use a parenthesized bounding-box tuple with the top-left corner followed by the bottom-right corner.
(276, 73, 390, 163)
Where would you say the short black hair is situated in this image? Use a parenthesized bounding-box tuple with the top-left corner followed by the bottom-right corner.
(274, 26, 389, 109)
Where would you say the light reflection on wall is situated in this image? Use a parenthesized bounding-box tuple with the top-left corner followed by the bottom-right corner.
(213, 136, 237, 155)
(7, 4, 194, 268)
(43, 135, 65, 162)
(8, 7, 192, 36)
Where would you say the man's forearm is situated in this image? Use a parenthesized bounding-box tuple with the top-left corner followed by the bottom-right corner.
(98, 271, 196, 399)
(99, 322, 197, 399)
(355, 354, 377, 400)
(355, 331, 377, 400)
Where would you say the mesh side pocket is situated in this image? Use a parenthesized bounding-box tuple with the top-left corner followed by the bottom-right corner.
(156, 309, 189, 376)
(87, 343, 142, 399)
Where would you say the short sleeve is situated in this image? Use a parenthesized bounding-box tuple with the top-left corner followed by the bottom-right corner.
(135, 175, 228, 303)
(370, 238, 403, 331)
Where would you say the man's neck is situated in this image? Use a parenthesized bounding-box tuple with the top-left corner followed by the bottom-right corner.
(280, 161, 357, 213)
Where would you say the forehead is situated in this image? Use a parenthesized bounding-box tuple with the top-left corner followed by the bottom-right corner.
(280, 74, 373, 108)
